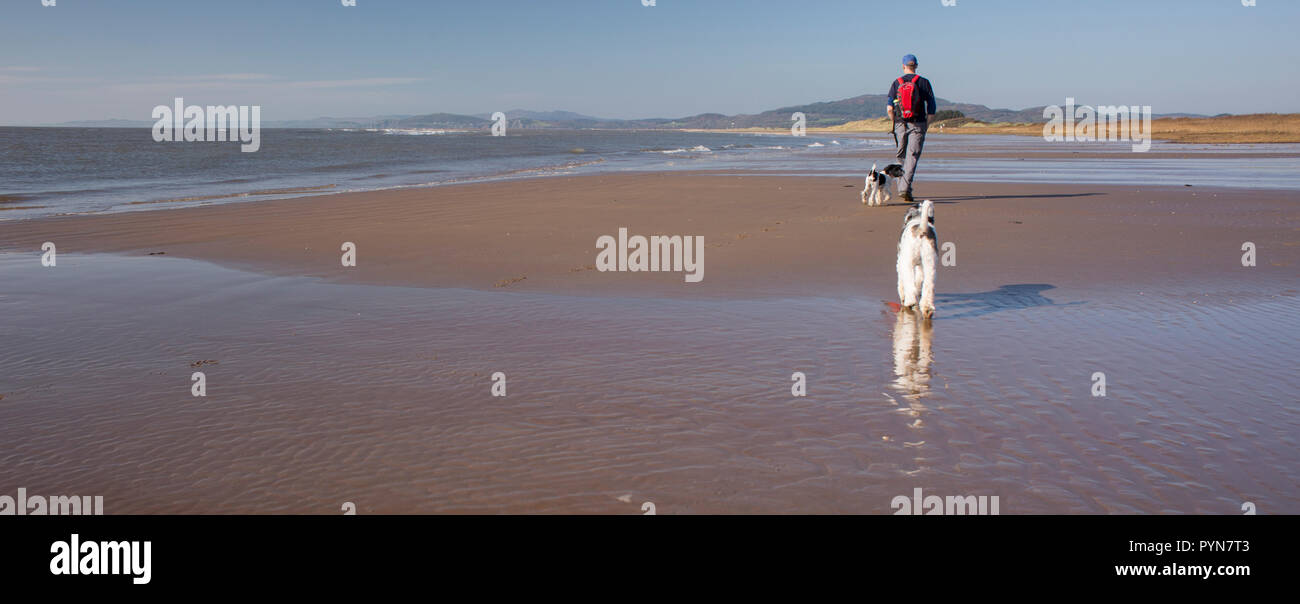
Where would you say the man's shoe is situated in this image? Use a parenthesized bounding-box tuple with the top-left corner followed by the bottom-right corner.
(901, 191, 914, 202)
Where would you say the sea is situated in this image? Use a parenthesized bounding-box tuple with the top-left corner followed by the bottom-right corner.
(3, 127, 1299, 221)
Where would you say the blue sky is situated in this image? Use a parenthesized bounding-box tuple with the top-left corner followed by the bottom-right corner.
(2, 0, 1297, 124)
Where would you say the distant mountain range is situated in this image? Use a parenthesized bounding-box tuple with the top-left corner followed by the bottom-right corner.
(49, 98, 1207, 129)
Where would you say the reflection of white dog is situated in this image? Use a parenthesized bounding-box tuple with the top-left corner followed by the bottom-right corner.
(891, 308, 934, 398)
(896, 200, 937, 318)
(861, 163, 904, 206)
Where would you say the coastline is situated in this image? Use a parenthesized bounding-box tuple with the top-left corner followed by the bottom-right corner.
(690, 112, 1300, 144)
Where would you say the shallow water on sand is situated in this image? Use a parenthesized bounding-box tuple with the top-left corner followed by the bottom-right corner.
(0, 254, 1296, 513)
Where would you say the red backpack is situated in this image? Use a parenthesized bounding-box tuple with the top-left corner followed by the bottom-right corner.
(896, 76, 923, 119)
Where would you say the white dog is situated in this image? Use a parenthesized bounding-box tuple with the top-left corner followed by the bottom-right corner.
(896, 199, 937, 318)
(862, 162, 904, 206)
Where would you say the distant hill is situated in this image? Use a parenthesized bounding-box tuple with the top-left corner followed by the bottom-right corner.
(388, 113, 490, 129)
(273, 115, 414, 128)
(473, 109, 607, 122)
(45, 97, 1207, 130)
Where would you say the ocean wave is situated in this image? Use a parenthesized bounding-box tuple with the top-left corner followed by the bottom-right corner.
(331, 127, 462, 135)
(647, 144, 712, 153)
(495, 158, 607, 176)
(123, 184, 338, 207)
(378, 128, 470, 135)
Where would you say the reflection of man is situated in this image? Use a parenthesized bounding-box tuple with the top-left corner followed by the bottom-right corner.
(886, 54, 937, 202)
(891, 310, 934, 398)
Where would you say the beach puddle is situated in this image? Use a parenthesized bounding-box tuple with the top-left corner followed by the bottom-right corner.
(0, 253, 1295, 514)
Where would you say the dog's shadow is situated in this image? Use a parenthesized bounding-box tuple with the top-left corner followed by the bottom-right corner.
(935, 283, 1084, 319)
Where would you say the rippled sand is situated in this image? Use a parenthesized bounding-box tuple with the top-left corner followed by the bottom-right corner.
(1, 254, 1295, 514)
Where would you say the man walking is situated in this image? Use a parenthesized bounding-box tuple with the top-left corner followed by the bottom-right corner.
(886, 54, 936, 202)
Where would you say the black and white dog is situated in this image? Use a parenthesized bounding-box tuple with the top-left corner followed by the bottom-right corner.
(862, 162, 905, 206)
(897, 199, 937, 318)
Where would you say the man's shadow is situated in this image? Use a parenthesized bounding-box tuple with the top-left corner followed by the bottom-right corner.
(928, 192, 1102, 202)
(934, 283, 1083, 319)
(872, 192, 1102, 207)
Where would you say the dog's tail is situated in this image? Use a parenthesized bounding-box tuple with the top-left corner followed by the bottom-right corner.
(919, 199, 934, 222)
(918, 199, 937, 249)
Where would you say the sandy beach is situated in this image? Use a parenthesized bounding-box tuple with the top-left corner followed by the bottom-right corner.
(1, 172, 1297, 514)
(2, 172, 1294, 298)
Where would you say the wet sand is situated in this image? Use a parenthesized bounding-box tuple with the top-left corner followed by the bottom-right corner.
(1, 173, 1295, 298)
(1, 173, 1297, 514)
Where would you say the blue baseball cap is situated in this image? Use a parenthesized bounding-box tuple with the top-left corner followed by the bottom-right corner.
(902, 54, 918, 66)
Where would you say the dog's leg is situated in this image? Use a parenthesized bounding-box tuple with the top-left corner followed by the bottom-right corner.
(882, 178, 892, 205)
(861, 186, 869, 204)
(919, 240, 937, 318)
(897, 242, 918, 308)
(896, 256, 907, 304)
(913, 264, 925, 305)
